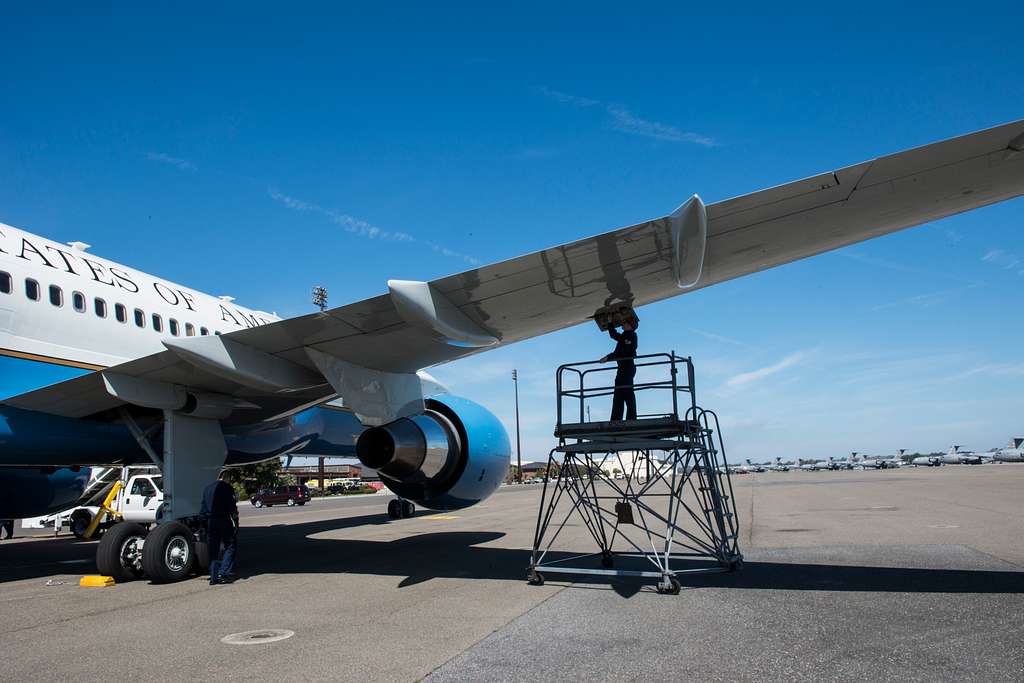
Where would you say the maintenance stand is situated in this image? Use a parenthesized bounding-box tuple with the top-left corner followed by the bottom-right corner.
(528, 353, 742, 594)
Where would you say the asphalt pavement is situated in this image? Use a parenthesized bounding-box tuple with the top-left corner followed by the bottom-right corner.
(1, 467, 1022, 682)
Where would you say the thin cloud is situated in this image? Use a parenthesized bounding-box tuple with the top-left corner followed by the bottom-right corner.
(538, 86, 714, 147)
(870, 283, 983, 311)
(982, 249, 1023, 272)
(268, 189, 479, 265)
(146, 152, 196, 171)
(606, 105, 715, 146)
(725, 350, 812, 388)
(688, 327, 756, 348)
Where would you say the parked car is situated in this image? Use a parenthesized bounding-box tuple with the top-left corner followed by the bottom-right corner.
(250, 485, 310, 508)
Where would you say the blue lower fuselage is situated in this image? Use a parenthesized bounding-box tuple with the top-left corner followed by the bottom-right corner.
(0, 354, 362, 468)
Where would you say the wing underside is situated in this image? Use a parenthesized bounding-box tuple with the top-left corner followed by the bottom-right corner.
(5, 119, 1024, 420)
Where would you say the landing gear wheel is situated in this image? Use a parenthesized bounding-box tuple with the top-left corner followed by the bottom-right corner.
(656, 576, 681, 595)
(142, 522, 196, 584)
(70, 509, 95, 539)
(287, 498, 296, 507)
(401, 500, 415, 518)
(96, 522, 147, 582)
(195, 540, 211, 575)
(528, 570, 545, 586)
(387, 499, 402, 519)
(601, 550, 614, 568)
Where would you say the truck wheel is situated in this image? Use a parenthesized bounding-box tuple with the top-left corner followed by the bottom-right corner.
(96, 522, 147, 582)
(70, 509, 94, 539)
(142, 522, 196, 584)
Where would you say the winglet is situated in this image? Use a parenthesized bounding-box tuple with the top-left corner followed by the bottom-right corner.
(669, 194, 707, 289)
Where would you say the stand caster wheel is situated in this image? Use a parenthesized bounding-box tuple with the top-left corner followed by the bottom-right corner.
(527, 570, 545, 586)
(656, 576, 681, 595)
(601, 551, 614, 568)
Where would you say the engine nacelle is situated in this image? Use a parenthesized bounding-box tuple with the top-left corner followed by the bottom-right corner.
(356, 396, 509, 510)
(0, 466, 91, 519)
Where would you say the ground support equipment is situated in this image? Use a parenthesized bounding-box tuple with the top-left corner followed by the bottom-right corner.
(528, 353, 742, 593)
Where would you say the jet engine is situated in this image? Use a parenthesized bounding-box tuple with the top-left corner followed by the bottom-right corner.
(356, 396, 510, 510)
(0, 466, 91, 519)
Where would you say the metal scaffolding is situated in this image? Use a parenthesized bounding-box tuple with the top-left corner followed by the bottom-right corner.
(528, 353, 742, 594)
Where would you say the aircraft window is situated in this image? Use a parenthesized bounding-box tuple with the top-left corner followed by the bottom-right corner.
(0, 271, 10, 294)
(49, 284, 63, 307)
(185, 323, 195, 336)
(129, 478, 156, 497)
(115, 303, 127, 323)
(134, 308, 145, 328)
(25, 279, 40, 301)
(94, 298, 107, 318)
(152, 313, 163, 332)
(72, 291, 86, 313)
(169, 318, 179, 336)
(200, 327, 209, 336)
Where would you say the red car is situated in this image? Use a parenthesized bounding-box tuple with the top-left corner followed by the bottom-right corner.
(250, 485, 310, 508)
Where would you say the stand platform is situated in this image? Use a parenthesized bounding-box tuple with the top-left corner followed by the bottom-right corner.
(528, 353, 742, 594)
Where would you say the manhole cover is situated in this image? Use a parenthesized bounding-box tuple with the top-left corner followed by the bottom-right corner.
(221, 629, 295, 645)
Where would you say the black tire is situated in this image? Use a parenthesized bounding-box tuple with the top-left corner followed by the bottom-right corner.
(95, 522, 147, 582)
(195, 540, 211, 575)
(287, 498, 295, 507)
(142, 522, 196, 584)
(297, 501, 306, 506)
(70, 509, 94, 539)
(401, 500, 415, 518)
(387, 499, 402, 519)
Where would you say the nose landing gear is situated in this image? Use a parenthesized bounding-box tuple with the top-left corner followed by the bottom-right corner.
(387, 498, 416, 519)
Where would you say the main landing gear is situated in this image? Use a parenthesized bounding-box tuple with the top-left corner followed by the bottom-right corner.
(96, 408, 226, 584)
(95, 518, 211, 584)
(387, 498, 416, 519)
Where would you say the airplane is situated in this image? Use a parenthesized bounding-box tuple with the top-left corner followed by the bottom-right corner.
(2, 119, 1023, 584)
(994, 438, 1024, 463)
(910, 454, 943, 467)
(766, 458, 790, 472)
(941, 446, 985, 465)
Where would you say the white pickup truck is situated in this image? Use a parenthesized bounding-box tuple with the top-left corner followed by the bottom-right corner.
(23, 469, 165, 538)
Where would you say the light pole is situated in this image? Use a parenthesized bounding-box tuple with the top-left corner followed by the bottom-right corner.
(512, 369, 522, 483)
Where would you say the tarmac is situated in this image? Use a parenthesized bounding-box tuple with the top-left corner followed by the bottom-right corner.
(1, 465, 1022, 682)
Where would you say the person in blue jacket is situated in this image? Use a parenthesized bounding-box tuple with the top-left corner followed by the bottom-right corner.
(601, 319, 638, 421)
(201, 473, 238, 585)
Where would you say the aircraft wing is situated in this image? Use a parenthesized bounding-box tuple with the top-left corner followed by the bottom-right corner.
(5, 119, 1024, 421)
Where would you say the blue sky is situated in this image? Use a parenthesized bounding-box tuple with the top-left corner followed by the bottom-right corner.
(1, 3, 1022, 460)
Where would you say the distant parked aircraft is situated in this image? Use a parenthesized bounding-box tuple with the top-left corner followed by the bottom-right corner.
(993, 438, 1024, 463)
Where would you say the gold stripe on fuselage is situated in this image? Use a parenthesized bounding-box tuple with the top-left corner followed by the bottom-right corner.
(0, 347, 106, 371)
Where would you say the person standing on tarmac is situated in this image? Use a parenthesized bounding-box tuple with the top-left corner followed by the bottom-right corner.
(601, 319, 638, 421)
(201, 473, 238, 585)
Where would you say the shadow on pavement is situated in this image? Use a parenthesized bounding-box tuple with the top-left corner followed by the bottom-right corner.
(2, 511, 1022, 596)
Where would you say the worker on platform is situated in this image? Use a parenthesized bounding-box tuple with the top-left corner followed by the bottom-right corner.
(201, 472, 238, 585)
(601, 318, 638, 421)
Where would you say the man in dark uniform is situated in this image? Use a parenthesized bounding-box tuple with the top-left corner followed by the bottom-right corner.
(601, 319, 638, 421)
(201, 473, 238, 585)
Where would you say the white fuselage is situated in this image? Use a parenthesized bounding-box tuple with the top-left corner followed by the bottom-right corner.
(994, 448, 1024, 463)
(0, 224, 280, 371)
